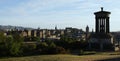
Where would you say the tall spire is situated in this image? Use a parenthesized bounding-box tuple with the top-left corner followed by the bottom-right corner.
(92, 28, 94, 33)
(101, 7, 103, 11)
(86, 25, 89, 33)
(37, 27, 40, 30)
(55, 25, 57, 30)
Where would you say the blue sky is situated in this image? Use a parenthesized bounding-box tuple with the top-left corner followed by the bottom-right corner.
(0, 0, 120, 31)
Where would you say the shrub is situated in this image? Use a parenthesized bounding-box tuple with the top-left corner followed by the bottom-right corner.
(54, 46, 67, 54)
(22, 43, 37, 55)
(37, 42, 48, 49)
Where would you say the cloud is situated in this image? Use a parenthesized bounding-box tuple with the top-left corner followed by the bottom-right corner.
(0, 0, 120, 30)
(0, 0, 99, 16)
(0, 0, 101, 28)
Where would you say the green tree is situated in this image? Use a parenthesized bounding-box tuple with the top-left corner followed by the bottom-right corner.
(9, 33, 24, 56)
(22, 43, 37, 55)
(49, 42, 56, 48)
(0, 31, 8, 56)
(37, 42, 48, 50)
(31, 36, 40, 41)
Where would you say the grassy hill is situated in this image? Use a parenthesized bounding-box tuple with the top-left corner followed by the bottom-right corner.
(0, 54, 120, 61)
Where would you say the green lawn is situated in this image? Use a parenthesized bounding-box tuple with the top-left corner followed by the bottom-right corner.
(0, 54, 120, 61)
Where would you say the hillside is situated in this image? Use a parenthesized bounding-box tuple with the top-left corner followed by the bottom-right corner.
(0, 54, 120, 61)
(0, 25, 33, 31)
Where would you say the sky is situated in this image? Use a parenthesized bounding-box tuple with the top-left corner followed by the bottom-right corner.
(0, 0, 120, 31)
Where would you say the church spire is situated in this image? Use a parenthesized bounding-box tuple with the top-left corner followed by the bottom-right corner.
(55, 25, 57, 30)
(101, 7, 103, 11)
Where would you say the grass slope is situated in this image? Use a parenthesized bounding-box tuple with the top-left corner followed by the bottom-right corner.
(0, 54, 120, 61)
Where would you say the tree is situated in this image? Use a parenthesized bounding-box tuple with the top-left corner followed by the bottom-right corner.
(54, 46, 67, 54)
(0, 31, 8, 56)
(31, 36, 40, 41)
(9, 33, 24, 56)
(37, 42, 48, 49)
(22, 43, 37, 55)
(49, 42, 56, 48)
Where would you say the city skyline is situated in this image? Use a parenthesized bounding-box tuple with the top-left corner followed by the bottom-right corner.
(0, 0, 120, 31)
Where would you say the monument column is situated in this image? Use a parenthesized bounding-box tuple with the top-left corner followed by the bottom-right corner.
(94, 7, 111, 51)
(94, 7, 111, 34)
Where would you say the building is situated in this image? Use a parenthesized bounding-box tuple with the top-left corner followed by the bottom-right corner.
(64, 27, 85, 41)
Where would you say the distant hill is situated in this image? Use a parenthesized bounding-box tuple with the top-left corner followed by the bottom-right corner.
(0, 25, 33, 31)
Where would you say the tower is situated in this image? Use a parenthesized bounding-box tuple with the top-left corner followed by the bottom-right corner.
(86, 25, 89, 41)
(94, 7, 111, 34)
(55, 25, 58, 37)
(55, 25, 57, 30)
(86, 25, 89, 33)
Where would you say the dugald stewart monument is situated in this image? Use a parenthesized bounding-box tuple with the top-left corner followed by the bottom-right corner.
(88, 7, 114, 51)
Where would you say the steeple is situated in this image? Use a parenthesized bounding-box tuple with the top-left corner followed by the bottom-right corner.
(101, 7, 103, 11)
(86, 25, 89, 41)
(86, 25, 89, 33)
(55, 25, 57, 30)
(92, 28, 94, 33)
(37, 27, 40, 30)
